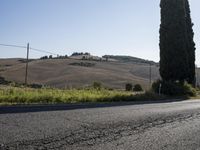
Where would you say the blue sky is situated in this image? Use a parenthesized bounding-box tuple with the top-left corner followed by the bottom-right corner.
(0, 0, 199, 66)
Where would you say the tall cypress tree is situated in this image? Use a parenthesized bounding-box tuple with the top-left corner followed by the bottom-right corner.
(159, 0, 189, 82)
(184, 0, 196, 85)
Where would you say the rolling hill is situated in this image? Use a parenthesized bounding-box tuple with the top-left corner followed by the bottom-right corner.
(1, 56, 199, 90)
(0, 56, 161, 90)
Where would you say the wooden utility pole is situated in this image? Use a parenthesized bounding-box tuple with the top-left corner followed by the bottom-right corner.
(196, 65, 198, 88)
(149, 63, 152, 88)
(25, 43, 29, 86)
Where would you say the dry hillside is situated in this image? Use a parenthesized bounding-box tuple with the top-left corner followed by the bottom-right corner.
(0, 58, 160, 89)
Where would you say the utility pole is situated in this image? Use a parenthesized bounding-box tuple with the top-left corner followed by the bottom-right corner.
(196, 65, 198, 88)
(149, 63, 152, 88)
(25, 43, 29, 86)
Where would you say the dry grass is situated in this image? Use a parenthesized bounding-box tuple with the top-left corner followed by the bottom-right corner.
(0, 58, 160, 90)
(0, 86, 168, 105)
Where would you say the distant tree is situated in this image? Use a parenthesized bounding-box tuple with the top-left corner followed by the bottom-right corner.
(125, 83, 133, 91)
(49, 55, 53, 59)
(159, 0, 195, 83)
(92, 82, 102, 90)
(40, 56, 48, 59)
(133, 84, 143, 92)
(82, 56, 86, 60)
(84, 52, 90, 55)
(71, 52, 82, 56)
(71, 52, 78, 56)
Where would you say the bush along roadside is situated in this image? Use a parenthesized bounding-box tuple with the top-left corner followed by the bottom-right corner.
(152, 80, 197, 97)
(0, 76, 43, 89)
(133, 84, 143, 92)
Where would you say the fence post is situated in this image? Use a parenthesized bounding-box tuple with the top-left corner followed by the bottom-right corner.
(159, 83, 162, 95)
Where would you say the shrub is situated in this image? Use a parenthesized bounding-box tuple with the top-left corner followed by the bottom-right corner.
(133, 84, 143, 91)
(69, 62, 95, 67)
(0, 76, 11, 85)
(182, 83, 197, 96)
(196, 84, 200, 89)
(92, 82, 102, 90)
(152, 80, 196, 96)
(29, 84, 43, 89)
(134, 91, 166, 101)
(125, 83, 133, 91)
(152, 80, 162, 93)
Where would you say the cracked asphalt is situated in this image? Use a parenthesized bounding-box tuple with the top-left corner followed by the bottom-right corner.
(1, 100, 200, 150)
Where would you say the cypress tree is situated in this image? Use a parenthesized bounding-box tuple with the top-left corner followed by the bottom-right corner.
(184, 0, 196, 85)
(159, 0, 189, 83)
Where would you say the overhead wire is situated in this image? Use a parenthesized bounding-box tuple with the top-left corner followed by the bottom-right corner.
(0, 43, 60, 56)
(0, 43, 27, 49)
(30, 47, 59, 56)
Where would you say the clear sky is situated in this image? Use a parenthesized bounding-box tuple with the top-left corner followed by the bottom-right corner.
(0, 0, 199, 66)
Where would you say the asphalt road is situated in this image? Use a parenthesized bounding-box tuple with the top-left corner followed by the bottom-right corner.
(1, 100, 200, 150)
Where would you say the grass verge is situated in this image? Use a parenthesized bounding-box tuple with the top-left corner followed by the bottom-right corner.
(0, 86, 172, 105)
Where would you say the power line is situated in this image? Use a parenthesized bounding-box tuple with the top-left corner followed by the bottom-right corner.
(0, 42, 62, 86)
(0, 43, 59, 56)
(0, 43, 26, 49)
(30, 47, 59, 56)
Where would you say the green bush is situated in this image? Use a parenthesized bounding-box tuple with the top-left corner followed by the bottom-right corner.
(0, 76, 11, 85)
(133, 84, 143, 91)
(196, 85, 200, 89)
(152, 80, 196, 96)
(125, 83, 133, 91)
(182, 83, 197, 96)
(92, 82, 102, 90)
(134, 91, 166, 101)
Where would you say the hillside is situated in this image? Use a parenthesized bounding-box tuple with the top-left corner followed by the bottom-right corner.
(0, 58, 161, 89)
(103, 55, 158, 65)
(3, 57, 199, 89)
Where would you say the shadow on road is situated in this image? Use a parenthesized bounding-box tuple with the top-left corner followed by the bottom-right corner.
(0, 99, 188, 114)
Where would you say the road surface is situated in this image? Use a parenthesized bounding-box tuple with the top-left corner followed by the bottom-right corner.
(1, 100, 200, 150)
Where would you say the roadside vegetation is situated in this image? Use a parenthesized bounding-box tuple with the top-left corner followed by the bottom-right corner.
(0, 75, 199, 106)
(152, 80, 197, 97)
(1, 78, 199, 105)
(1, 80, 200, 105)
(0, 85, 167, 105)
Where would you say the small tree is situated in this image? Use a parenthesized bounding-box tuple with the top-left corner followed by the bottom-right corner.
(49, 55, 53, 59)
(125, 83, 133, 91)
(40, 56, 48, 59)
(92, 82, 102, 90)
(133, 84, 143, 92)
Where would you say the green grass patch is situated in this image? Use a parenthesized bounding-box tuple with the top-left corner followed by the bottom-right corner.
(0, 86, 168, 105)
(189, 89, 200, 99)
